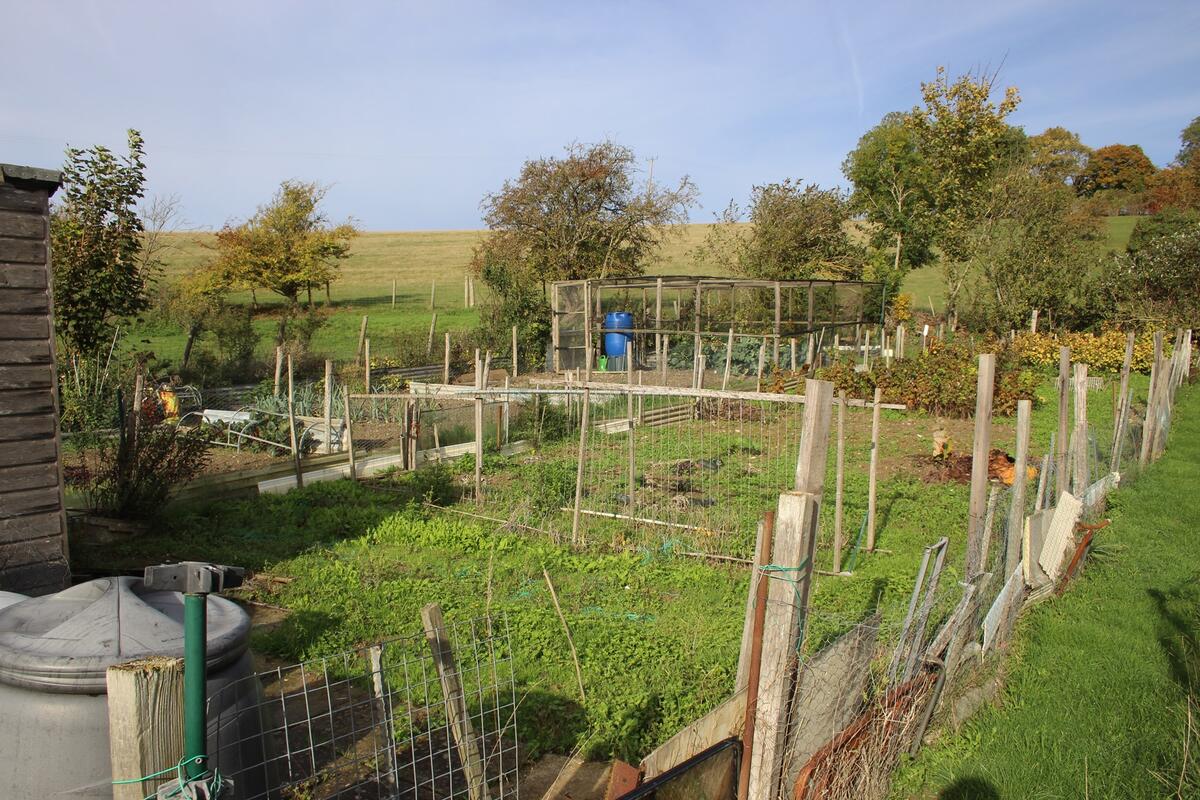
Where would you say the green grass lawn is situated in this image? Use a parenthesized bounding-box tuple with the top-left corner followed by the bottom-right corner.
(892, 383, 1199, 799)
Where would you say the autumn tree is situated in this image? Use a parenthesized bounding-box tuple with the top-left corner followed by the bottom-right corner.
(1179, 115, 1200, 166)
(471, 141, 697, 346)
(842, 112, 936, 288)
(206, 181, 357, 342)
(1102, 218, 1200, 329)
(1075, 144, 1156, 196)
(905, 66, 1022, 315)
(50, 130, 153, 354)
(1028, 126, 1091, 185)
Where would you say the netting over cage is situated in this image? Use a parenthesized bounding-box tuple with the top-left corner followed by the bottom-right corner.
(550, 276, 885, 372)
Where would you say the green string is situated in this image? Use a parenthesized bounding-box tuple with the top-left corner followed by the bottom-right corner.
(844, 511, 869, 572)
(112, 754, 225, 800)
(759, 557, 814, 651)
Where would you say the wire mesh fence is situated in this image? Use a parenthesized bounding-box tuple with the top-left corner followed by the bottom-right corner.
(208, 614, 519, 800)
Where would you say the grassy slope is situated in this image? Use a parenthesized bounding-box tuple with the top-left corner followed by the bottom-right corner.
(894, 383, 1200, 799)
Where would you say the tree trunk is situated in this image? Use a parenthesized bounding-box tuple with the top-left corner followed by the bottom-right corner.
(893, 231, 903, 275)
(325, 281, 332, 305)
(307, 285, 313, 309)
(251, 288, 258, 311)
(181, 322, 201, 369)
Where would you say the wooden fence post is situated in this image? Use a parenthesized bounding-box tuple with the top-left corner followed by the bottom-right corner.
(107, 657, 185, 800)
(430, 280, 436, 310)
(512, 324, 519, 378)
(866, 386, 882, 551)
(722, 328, 734, 390)
(627, 342, 636, 511)
(287, 354, 303, 489)
(421, 604, 492, 800)
(367, 645, 398, 793)
(965, 354, 996, 577)
(363, 338, 371, 394)
(427, 313, 437, 356)
(391, 277, 397, 309)
(1072, 362, 1089, 494)
(474, 355, 484, 503)
(1140, 333, 1163, 467)
(755, 339, 766, 392)
(464, 274, 470, 307)
(749, 379, 834, 800)
(790, 338, 797, 371)
(356, 315, 369, 364)
(323, 359, 333, 455)
(1055, 347, 1071, 498)
(661, 335, 670, 385)
(571, 388, 591, 546)
(654, 277, 663, 370)
(833, 390, 846, 573)
(1006, 399, 1032, 577)
(273, 346, 283, 397)
(1030, 309, 1038, 333)
(443, 332, 451, 384)
(1111, 332, 1134, 471)
(343, 393, 356, 480)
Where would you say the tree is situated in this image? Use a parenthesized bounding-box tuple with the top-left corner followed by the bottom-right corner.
(1127, 208, 1200, 255)
(905, 66, 1021, 314)
(843, 112, 936, 288)
(206, 181, 357, 341)
(471, 141, 697, 346)
(1179, 115, 1200, 167)
(697, 180, 864, 281)
(50, 130, 153, 353)
(1102, 219, 1200, 329)
(1075, 144, 1156, 195)
(961, 168, 1104, 331)
(1028, 126, 1091, 185)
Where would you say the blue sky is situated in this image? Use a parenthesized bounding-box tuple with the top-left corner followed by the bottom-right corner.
(3, 1, 1198, 230)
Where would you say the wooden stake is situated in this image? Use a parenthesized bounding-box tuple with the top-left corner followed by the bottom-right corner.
(421, 604, 492, 800)
(107, 658, 184, 800)
(661, 335, 670, 384)
(542, 570, 586, 703)
(474, 356, 484, 502)
(1055, 347, 1071, 498)
(790, 338, 797, 371)
(965, 354, 996, 577)
(722, 328, 734, 390)
(443, 332, 451, 384)
(356, 315, 369, 364)
(464, 274, 470, 307)
(571, 388, 591, 545)
(1030, 309, 1038, 333)
(273, 346, 283, 397)
(755, 339, 766, 392)
(343, 393, 356, 480)
(427, 313, 437, 356)
(323, 359, 333, 455)
(430, 280, 436, 310)
(287, 355, 303, 489)
(833, 390, 846, 573)
(866, 386, 882, 551)
(512, 324, 519, 378)
(736, 511, 775, 800)
(367, 646, 398, 793)
(654, 277, 663, 368)
(363, 338, 371, 393)
(627, 342, 636, 510)
(1006, 399, 1032, 577)
(391, 277, 397, 309)
(1072, 362, 1089, 494)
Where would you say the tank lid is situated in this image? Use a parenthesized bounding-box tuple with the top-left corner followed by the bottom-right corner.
(0, 576, 250, 693)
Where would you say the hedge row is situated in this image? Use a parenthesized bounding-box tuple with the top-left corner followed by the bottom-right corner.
(1013, 330, 1167, 373)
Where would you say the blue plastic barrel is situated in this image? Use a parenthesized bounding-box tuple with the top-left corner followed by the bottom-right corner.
(603, 311, 634, 357)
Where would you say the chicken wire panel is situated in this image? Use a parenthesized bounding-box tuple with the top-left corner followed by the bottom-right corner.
(207, 617, 519, 800)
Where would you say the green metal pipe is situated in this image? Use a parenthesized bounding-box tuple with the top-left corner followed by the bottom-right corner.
(183, 592, 208, 781)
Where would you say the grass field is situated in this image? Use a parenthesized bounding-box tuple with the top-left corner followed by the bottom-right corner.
(893, 382, 1199, 799)
(139, 216, 1140, 371)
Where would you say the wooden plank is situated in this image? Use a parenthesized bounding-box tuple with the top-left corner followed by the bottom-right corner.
(833, 390, 846, 573)
(0, 510, 62, 542)
(641, 688, 747, 780)
(0, 534, 64, 568)
(0, 237, 46, 264)
(1055, 347, 1071, 497)
(106, 657, 185, 800)
(323, 360, 334, 455)
(343, 393, 357, 480)
(0, 186, 46, 213)
(0, 486, 61, 518)
(0, 338, 50, 365)
(0, 264, 48, 289)
(0, 287, 49, 315)
(965, 354, 996, 577)
(866, 386, 882, 551)
(367, 645, 398, 793)
(0, 413, 54, 442)
(736, 519, 769, 691)
(421, 604, 492, 800)
(1038, 492, 1083, 580)
(0, 389, 54, 415)
(1072, 362, 1089, 494)
(1006, 399, 1032, 578)
(0, 314, 49, 339)
(0, 438, 56, 466)
(1111, 331, 1134, 472)
(0, 461, 57, 491)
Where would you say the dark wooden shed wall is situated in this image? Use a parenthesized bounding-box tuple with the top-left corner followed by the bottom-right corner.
(0, 166, 69, 595)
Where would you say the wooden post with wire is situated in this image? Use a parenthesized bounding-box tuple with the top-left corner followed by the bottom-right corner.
(273, 346, 283, 397)
(571, 388, 591, 546)
(107, 657, 185, 800)
(866, 386, 882, 551)
(722, 328, 734, 390)
(1006, 399, 1032, 577)
(965, 354, 996, 577)
(343, 393, 356, 480)
(627, 342, 636, 511)
(1072, 362, 1089, 494)
(391, 277, 396, 309)
(430, 280, 436, 310)
(1055, 347, 1071, 498)
(287, 354, 303, 489)
(474, 355, 484, 503)
(755, 340, 766, 392)
(512, 325, 519, 378)
(748, 378, 834, 800)
(736, 511, 775, 800)
(654, 277, 663, 369)
(421, 604, 492, 800)
(363, 338, 371, 394)
(427, 313, 437, 356)
(443, 332, 451, 384)
(356, 315, 368, 365)
(1111, 331, 1135, 471)
(833, 390, 846, 573)
(323, 359, 333, 455)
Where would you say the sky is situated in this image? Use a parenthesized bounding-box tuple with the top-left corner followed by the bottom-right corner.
(3, 1, 1198, 231)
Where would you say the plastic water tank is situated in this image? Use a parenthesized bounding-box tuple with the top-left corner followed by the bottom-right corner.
(0, 576, 264, 799)
(603, 311, 634, 358)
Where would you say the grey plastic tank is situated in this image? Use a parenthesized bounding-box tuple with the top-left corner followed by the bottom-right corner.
(0, 576, 265, 799)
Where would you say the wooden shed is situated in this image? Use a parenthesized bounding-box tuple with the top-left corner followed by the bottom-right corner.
(0, 163, 69, 595)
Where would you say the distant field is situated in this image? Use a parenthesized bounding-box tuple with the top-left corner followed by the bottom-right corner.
(141, 216, 1140, 367)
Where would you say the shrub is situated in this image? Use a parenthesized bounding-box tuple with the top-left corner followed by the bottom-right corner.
(1013, 330, 1162, 373)
(813, 338, 1038, 417)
